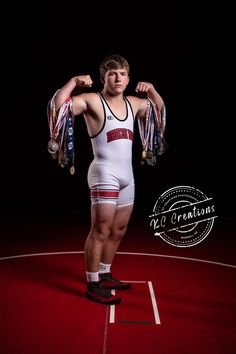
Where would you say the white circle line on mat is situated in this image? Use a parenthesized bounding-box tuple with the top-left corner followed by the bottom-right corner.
(0, 251, 235, 269)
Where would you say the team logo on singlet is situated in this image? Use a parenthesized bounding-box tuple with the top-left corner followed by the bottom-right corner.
(107, 115, 114, 120)
(107, 128, 133, 143)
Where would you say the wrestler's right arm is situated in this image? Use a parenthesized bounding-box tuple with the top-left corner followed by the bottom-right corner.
(54, 75, 93, 113)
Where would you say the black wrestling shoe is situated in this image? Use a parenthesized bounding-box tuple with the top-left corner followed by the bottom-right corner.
(85, 281, 121, 305)
(99, 273, 131, 290)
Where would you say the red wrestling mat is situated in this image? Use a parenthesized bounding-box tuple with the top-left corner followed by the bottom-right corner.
(0, 252, 235, 354)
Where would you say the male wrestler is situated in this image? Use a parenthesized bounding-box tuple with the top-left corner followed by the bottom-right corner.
(53, 54, 164, 304)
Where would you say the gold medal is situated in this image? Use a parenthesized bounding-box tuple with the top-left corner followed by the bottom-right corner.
(142, 149, 147, 159)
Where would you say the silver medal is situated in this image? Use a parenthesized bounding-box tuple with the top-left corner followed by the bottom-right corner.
(48, 139, 59, 154)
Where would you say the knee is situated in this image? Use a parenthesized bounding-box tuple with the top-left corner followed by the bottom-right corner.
(89, 224, 112, 243)
(111, 225, 127, 241)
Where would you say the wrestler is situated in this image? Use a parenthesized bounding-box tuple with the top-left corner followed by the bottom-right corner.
(52, 54, 165, 304)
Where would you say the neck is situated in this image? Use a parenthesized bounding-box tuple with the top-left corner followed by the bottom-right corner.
(101, 90, 124, 102)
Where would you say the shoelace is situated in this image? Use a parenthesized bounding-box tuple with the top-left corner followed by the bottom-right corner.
(95, 284, 112, 298)
(109, 277, 121, 284)
(101, 274, 122, 284)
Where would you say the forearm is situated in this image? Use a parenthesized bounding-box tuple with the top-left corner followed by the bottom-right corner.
(54, 78, 77, 111)
(135, 82, 165, 114)
(147, 86, 165, 112)
(53, 75, 93, 111)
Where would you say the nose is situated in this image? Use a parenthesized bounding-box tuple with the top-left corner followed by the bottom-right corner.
(115, 74, 121, 82)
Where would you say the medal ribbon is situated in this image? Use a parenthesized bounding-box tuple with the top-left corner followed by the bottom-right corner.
(47, 91, 75, 174)
(138, 98, 167, 165)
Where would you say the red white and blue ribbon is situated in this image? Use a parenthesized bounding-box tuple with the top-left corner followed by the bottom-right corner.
(138, 98, 167, 166)
(47, 91, 75, 174)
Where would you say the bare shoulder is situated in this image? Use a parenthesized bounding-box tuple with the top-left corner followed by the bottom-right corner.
(73, 92, 100, 104)
(126, 95, 147, 118)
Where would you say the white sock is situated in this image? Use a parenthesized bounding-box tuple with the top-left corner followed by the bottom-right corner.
(99, 262, 111, 274)
(86, 271, 99, 282)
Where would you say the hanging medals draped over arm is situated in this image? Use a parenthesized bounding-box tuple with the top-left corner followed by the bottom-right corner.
(47, 91, 75, 175)
(138, 98, 167, 166)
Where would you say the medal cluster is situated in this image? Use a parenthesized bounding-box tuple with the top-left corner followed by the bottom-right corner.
(47, 93, 75, 175)
(138, 98, 167, 167)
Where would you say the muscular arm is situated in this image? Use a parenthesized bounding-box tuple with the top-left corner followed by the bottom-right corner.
(135, 82, 164, 118)
(54, 75, 93, 114)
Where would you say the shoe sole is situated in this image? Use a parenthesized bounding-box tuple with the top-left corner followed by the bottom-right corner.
(85, 291, 122, 305)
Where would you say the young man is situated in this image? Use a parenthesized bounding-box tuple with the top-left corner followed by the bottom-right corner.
(53, 54, 165, 304)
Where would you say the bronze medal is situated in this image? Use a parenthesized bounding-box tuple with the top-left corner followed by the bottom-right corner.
(70, 165, 75, 175)
(147, 150, 154, 159)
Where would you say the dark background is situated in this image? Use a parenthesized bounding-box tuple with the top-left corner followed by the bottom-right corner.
(0, 2, 234, 224)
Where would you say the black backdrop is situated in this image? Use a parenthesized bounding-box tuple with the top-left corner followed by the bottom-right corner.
(0, 2, 234, 221)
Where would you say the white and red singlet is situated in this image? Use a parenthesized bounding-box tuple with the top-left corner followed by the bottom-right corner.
(88, 93, 135, 206)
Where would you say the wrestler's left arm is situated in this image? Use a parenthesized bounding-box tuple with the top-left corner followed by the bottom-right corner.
(135, 82, 165, 118)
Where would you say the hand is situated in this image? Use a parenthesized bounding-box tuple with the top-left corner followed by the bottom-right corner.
(74, 75, 93, 87)
(135, 82, 154, 93)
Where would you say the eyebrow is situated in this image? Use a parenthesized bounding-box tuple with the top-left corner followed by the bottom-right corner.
(109, 70, 128, 74)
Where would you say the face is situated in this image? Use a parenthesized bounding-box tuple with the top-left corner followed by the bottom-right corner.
(104, 68, 130, 94)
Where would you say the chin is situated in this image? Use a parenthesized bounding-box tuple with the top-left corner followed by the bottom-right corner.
(114, 88, 124, 93)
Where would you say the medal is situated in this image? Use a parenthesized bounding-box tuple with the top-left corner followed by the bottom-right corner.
(137, 98, 167, 167)
(70, 165, 75, 175)
(47, 139, 59, 154)
(146, 156, 156, 166)
(147, 151, 154, 159)
(141, 149, 147, 164)
(142, 149, 147, 160)
(59, 150, 68, 167)
(47, 94, 76, 174)
(146, 151, 156, 166)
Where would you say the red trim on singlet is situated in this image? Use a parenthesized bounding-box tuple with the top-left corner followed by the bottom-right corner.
(91, 190, 119, 199)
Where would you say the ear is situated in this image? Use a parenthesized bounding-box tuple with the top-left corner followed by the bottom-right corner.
(100, 75, 105, 84)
